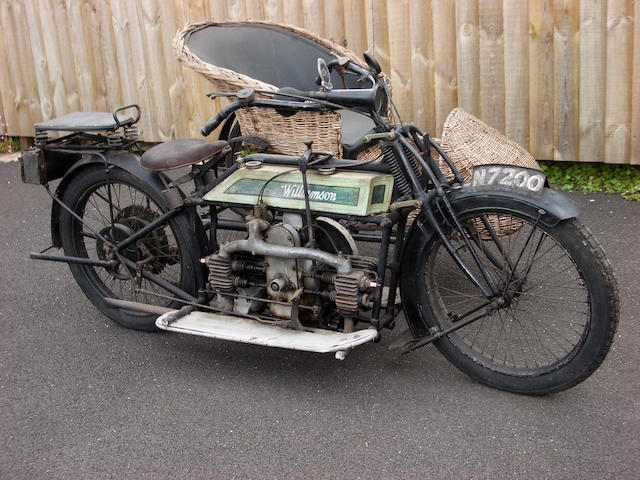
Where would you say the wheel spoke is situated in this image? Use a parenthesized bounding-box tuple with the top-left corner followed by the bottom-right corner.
(64, 176, 185, 310)
(426, 209, 596, 374)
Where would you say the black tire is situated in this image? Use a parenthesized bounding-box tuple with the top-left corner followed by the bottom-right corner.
(403, 199, 619, 395)
(59, 166, 198, 331)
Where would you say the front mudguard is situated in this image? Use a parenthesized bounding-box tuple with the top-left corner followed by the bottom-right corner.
(399, 185, 580, 338)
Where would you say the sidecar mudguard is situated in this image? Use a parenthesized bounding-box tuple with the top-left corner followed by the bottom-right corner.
(50, 151, 169, 248)
(400, 186, 580, 338)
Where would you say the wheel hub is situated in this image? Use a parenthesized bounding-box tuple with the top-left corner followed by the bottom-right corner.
(96, 205, 173, 278)
(502, 277, 527, 307)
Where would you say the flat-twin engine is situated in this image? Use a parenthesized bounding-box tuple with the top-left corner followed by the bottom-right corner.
(204, 213, 378, 330)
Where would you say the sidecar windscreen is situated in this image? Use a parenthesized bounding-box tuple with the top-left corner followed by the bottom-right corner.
(185, 23, 362, 91)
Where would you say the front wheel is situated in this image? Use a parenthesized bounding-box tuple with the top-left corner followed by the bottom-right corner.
(59, 166, 199, 331)
(402, 199, 619, 394)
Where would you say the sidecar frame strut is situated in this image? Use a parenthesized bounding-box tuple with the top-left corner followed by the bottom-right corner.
(30, 251, 115, 268)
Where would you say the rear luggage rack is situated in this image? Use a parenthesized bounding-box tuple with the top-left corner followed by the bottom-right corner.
(20, 104, 141, 185)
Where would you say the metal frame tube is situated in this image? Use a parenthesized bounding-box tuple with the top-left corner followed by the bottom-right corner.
(30, 252, 114, 268)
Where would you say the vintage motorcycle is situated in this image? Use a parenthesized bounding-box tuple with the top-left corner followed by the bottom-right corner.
(19, 49, 618, 395)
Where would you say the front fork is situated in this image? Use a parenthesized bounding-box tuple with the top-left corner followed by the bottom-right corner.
(390, 129, 500, 301)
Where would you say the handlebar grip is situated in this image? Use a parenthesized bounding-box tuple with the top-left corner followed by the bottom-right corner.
(200, 101, 242, 137)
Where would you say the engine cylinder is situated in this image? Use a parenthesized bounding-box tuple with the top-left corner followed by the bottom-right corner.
(205, 254, 233, 291)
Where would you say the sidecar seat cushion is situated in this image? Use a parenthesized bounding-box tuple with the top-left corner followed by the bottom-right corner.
(140, 139, 229, 171)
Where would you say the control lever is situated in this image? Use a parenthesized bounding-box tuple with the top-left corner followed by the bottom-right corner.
(207, 88, 255, 104)
(206, 92, 237, 99)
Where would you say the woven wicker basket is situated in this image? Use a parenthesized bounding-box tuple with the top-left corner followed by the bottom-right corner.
(174, 21, 386, 156)
(436, 108, 540, 181)
(434, 108, 541, 238)
(234, 107, 343, 156)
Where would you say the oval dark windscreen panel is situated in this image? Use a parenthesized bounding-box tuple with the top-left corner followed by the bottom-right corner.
(185, 23, 362, 91)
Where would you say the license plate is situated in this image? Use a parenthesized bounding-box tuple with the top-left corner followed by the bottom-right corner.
(471, 164, 546, 196)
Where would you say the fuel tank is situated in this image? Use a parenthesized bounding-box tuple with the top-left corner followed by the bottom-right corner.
(203, 163, 394, 216)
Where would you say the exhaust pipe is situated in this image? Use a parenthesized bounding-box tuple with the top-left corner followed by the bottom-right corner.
(219, 218, 352, 274)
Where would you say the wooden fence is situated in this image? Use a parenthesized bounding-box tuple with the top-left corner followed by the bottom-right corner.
(0, 0, 638, 164)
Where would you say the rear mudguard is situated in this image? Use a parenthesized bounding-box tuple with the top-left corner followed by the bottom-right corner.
(49, 150, 209, 289)
(399, 185, 580, 338)
(50, 151, 171, 248)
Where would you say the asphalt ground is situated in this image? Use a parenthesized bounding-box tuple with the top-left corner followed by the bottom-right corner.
(1, 159, 639, 479)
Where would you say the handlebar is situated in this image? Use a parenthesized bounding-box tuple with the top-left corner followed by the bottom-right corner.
(200, 96, 334, 137)
(200, 60, 383, 137)
(112, 104, 141, 128)
(201, 101, 243, 136)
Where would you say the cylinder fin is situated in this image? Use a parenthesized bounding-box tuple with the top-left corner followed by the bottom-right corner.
(334, 273, 361, 313)
(205, 254, 233, 291)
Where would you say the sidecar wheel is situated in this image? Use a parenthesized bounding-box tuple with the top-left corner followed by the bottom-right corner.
(402, 202, 619, 395)
(59, 166, 198, 331)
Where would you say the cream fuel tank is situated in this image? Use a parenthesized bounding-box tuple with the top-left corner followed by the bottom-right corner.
(203, 161, 395, 216)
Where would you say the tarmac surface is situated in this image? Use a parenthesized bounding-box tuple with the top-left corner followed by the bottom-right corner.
(1, 159, 639, 479)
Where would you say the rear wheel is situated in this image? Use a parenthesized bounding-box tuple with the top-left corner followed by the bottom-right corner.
(404, 200, 619, 394)
(59, 166, 198, 330)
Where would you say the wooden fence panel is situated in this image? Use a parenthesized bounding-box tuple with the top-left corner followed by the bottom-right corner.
(553, 0, 579, 161)
(301, 0, 324, 37)
(604, 0, 633, 164)
(158, 0, 187, 139)
(0, 0, 637, 164)
(84, 1, 109, 113)
(344, 0, 366, 59)
(322, 0, 345, 46)
(0, 3, 17, 133)
(283, 0, 303, 26)
(365, 0, 390, 77)
(97, 2, 125, 114)
(3, 1, 39, 134)
(432, 0, 457, 137)
(386, 0, 412, 123)
(176, 0, 218, 138)
(579, 0, 606, 164)
(227, 0, 247, 21)
(503, 0, 529, 149)
(478, 0, 504, 132)
(25, 1, 54, 121)
(410, 0, 435, 135)
(32, 1, 63, 119)
(263, 0, 284, 23)
(245, 0, 265, 21)
(455, 0, 480, 119)
(633, 0, 640, 165)
(529, 0, 555, 160)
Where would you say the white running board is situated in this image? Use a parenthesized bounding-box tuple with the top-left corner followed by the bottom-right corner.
(155, 311, 379, 354)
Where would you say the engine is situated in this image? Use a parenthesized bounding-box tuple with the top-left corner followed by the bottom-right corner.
(203, 213, 378, 330)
